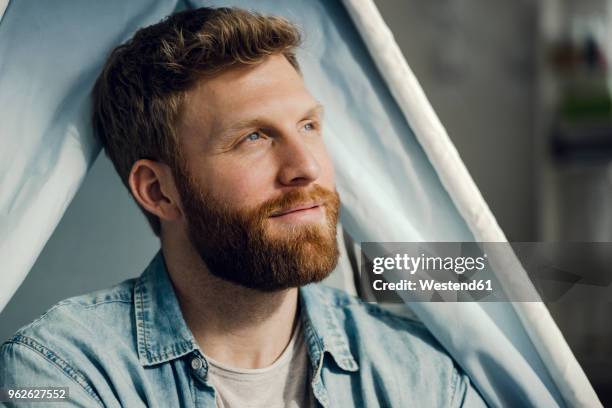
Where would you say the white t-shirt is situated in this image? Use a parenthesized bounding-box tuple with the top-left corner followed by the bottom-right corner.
(204, 322, 315, 408)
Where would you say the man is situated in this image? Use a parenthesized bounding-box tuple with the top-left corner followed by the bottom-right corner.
(0, 7, 486, 407)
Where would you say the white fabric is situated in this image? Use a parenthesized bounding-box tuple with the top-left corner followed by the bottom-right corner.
(0, 0, 600, 407)
(0, 0, 8, 22)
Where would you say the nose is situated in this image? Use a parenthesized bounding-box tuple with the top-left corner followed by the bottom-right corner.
(276, 133, 321, 187)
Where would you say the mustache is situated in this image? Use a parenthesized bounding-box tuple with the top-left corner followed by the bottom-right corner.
(256, 185, 339, 218)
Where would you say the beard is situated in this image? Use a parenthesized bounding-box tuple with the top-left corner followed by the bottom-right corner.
(175, 167, 341, 292)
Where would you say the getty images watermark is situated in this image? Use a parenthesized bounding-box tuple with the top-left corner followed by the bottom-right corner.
(360, 242, 612, 303)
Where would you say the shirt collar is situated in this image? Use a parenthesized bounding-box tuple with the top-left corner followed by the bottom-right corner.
(134, 250, 198, 366)
(298, 284, 359, 372)
(134, 250, 358, 372)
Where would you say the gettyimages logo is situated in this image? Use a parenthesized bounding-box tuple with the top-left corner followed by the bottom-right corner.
(371, 253, 488, 275)
(360, 242, 612, 303)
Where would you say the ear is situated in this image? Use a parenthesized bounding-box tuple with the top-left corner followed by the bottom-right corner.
(128, 159, 183, 223)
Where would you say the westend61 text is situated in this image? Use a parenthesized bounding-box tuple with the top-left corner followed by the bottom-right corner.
(372, 279, 493, 292)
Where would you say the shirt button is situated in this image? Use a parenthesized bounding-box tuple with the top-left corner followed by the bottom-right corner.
(191, 357, 203, 370)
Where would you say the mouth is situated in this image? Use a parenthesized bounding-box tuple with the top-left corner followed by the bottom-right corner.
(270, 202, 323, 217)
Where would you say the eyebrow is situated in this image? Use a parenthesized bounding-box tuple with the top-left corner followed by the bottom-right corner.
(305, 102, 325, 119)
(220, 102, 325, 137)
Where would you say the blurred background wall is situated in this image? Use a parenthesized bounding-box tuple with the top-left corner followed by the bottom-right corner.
(1, 0, 611, 404)
(374, 0, 538, 243)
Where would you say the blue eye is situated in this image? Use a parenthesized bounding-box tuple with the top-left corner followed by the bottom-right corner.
(245, 132, 261, 142)
(303, 122, 315, 131)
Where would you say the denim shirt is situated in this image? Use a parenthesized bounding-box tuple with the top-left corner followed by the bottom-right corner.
(0, 251, 486, 407)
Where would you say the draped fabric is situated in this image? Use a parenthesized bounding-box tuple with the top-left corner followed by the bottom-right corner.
(0, 0, 600, 406)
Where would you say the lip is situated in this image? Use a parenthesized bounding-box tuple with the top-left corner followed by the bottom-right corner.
(270, 202, 323, 217)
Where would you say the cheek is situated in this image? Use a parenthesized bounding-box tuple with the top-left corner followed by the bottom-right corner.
(203, 158, 277, 206)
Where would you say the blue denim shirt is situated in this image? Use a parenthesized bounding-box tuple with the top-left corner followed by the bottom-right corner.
(0, 251, 486, 407)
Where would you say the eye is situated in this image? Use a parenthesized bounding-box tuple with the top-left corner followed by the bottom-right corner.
(244, 131, 262, 142)
(302, 122, 316, 132)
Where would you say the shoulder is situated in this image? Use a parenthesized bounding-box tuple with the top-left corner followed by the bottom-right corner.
(312, 284, 479, 406)
(7, 278, 136, 343)
(314, 283, 448, 357)
(0, 279, 138, 405)
(314, 283, 433, 341)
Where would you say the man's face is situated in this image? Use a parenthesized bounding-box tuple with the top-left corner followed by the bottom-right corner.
(174, 54, 340, 291)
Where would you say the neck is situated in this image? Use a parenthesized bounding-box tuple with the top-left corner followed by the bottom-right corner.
(161, 232, 299, 369)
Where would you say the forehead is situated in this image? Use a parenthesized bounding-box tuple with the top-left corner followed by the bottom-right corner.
(178, 55, 316, 143)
